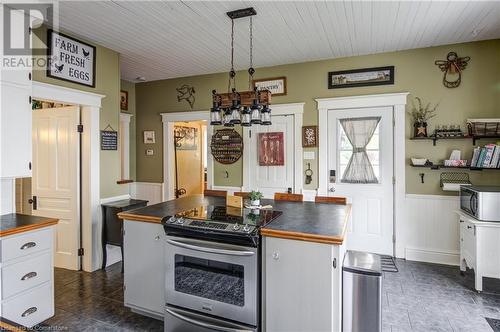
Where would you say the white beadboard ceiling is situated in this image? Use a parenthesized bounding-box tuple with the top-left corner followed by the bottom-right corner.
(57, 1, 500, 82)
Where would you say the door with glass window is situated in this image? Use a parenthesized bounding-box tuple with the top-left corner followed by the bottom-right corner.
(327, 107, 394, 255)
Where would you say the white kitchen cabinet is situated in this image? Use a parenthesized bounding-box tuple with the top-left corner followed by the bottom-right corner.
(458, 211, 500, 292)
(123, 220, 165, 320)
(0, 82, 32, 178)
(0, 226, 55, 328)
(263, 236, 344, 332)
(0, 5, 33, 179)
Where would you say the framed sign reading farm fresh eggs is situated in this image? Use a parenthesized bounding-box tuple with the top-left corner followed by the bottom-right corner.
(47, 30, 96, 87)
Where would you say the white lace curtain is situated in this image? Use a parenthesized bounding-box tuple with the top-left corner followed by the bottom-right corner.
(340, 116, 381, 184)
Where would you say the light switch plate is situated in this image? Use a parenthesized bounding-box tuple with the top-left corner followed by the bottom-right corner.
(303, 151, 315, 160)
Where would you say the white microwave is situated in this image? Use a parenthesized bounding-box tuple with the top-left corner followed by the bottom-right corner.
(460, 186, 500, 222)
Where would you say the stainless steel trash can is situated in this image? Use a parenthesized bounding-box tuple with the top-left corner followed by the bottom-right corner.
(342, 250, 382, 332)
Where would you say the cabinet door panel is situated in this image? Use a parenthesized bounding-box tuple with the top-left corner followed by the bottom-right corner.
(1, 84, 31, 178)
(264, 237, 339, 332)
(123, 221, 165, 318)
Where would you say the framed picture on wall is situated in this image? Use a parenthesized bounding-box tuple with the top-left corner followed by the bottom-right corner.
(174, 126, 198, 150)
(143, 130, 156, 144)
(47, 29, 96, 87)
(120, 90, 128, 110)
(328, 66, 394, 89)
(302, 126, 318, 147)
(252, 77, 287, 96)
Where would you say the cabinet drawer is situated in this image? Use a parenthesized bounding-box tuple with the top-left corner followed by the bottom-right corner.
(2, 252, 51, 299)
(1, 283, 53, 328)
(1, 228, 52, 263)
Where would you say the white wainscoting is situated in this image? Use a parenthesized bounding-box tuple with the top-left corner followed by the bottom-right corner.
(130, 182, 164, 205)
(404, 194, 460, 266)
(302, 189, 317, 202)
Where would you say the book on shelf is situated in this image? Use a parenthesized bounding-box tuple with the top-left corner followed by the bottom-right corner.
(470, 144, 500, 168)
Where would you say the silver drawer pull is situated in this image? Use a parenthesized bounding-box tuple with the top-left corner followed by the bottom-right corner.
(21, 307, 37, 317)
(20, 242, 36, 250)
(21, 272, 37, 281)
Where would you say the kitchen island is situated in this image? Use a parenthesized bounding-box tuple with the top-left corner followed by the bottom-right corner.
(118, 195, 351, 331)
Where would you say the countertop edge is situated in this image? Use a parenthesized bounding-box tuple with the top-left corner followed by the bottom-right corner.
(0, 218, 58, 238)
(117, 212, 162, 223)
(261, 204, 351, 245)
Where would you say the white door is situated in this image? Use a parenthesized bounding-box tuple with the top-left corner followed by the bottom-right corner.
(32, 106, 80, 270)
(246, 115, 294, 197)
(327, 107, 394, 255)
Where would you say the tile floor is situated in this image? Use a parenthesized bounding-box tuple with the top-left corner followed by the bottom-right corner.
(44, 262, 162, 331)
(383, 259, 500, 332)
(41, 259, 500, 331)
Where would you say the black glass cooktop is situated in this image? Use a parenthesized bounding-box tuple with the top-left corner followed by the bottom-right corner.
(174, 205, 282, 228)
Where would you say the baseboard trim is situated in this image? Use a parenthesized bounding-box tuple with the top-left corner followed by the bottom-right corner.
(100, 194, 131, 204)
(405, 247, 460, 266)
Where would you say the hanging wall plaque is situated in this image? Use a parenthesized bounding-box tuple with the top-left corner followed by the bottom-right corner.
(47, 30, 96, 87)
(259, 132, 284, 166)
(100, 125, 118, 150)
(211, 129, 243, 164)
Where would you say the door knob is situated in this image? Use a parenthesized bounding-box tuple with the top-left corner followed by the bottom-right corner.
(329, 187, 336, 193)
(272, 252, 279, 260)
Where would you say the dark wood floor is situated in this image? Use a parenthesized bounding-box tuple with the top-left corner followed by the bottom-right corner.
(43, 262, 163, 331)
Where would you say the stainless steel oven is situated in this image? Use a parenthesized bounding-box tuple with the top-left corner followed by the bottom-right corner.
(165, 235, 258, 328)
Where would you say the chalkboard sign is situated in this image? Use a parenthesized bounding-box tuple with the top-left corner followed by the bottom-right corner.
(101, 130, 118, 150)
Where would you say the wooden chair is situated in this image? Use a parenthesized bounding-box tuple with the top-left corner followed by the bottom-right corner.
(234, 191, 250, 199)
(203, 189, 227, 197)
(274, 193, 303, 202)
(314, 196, 347, 205)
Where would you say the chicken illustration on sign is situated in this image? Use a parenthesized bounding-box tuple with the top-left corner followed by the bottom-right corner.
(259, 132, 284, 166)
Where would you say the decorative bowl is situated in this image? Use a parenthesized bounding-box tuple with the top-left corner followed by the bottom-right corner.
(411, 158, 428, 166)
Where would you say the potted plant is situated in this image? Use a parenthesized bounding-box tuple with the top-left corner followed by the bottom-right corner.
(408, 97, 438, 138)
(249, 190, 263, 207)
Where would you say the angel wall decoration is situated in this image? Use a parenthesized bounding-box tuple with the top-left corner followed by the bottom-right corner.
(176, 84, 196, 109)
(434, 52, 470, 88)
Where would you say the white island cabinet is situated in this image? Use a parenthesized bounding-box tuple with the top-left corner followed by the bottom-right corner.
(458, 210, 500, 292)
(123, 220, 165, 320)
(0, 224, 56, 328)
(263, 236, 345, 332)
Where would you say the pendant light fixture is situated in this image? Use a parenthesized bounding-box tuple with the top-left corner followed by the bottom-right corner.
(210, 7, 272, 127)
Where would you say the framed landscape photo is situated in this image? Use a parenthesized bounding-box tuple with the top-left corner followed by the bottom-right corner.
(328, 66, 394, 89)
(253, 77, 287, 96)
(302, 126, 318, 148)
(120, 90, 128, 110)
(47, 29, 96, 87)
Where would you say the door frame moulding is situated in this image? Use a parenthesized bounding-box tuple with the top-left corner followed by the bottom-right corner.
(315, 93, 408, 257)
(161, 111, 212, 201)
(242, 102, 304, 195)
(32, 81, 104, 272)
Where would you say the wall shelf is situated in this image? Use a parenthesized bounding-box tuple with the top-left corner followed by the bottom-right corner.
(410, 164, 499, 171)
(409, 135, 500, 146)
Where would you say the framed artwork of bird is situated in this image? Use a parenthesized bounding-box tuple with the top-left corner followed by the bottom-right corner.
(434, 52, 470, 88)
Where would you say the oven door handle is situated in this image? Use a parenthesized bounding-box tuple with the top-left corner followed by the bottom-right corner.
(166, 308, 252, 332)
(166, 239, 255, 256)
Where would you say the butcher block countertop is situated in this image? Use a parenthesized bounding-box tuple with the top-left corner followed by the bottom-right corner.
(118, 195, 351, 245)
(0, 213, 58, 237)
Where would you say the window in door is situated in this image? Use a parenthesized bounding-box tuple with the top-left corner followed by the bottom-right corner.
(338, 118, 380, 184)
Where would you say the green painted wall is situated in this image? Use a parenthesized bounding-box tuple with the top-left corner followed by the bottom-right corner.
(136, 39, 500, 195)
(32, 26, 124, 198)
(120, 80, 136, 181)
